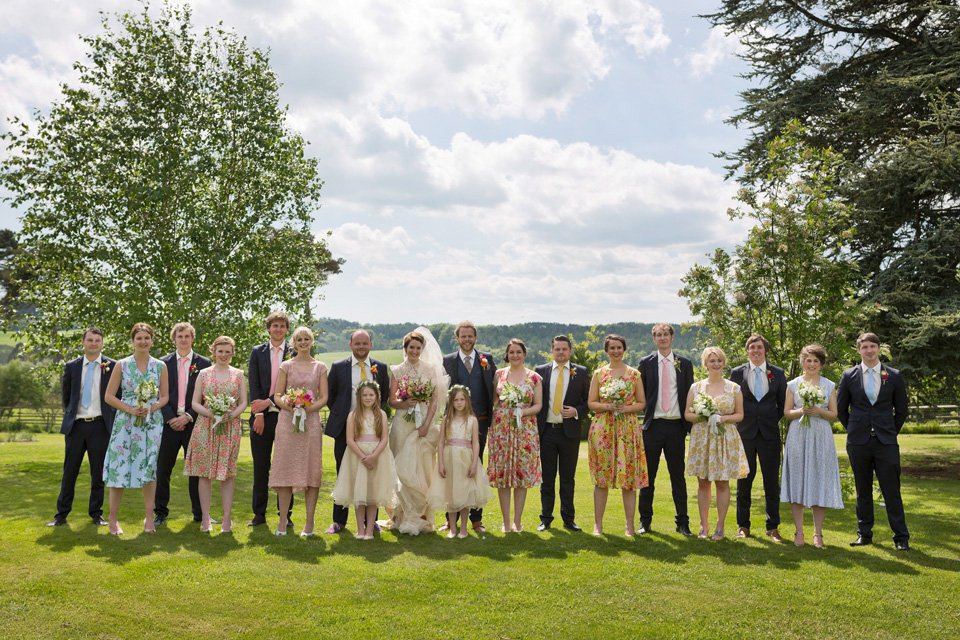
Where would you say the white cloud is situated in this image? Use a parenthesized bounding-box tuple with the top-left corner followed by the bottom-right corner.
(687, 25, 744, 78)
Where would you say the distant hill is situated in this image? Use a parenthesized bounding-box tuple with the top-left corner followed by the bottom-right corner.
(311, 319, 704, 368)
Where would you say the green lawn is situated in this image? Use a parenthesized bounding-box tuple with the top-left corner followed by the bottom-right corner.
(0, 331, 19, 347)
(1, 434, 958, 639)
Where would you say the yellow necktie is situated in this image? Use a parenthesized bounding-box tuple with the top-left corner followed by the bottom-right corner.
(359, 362, 368, 381)
(553, 366, 564, 416)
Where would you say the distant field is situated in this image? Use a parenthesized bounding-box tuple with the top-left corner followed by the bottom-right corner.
(0, 332, 18, 347)
(315, 349, 404, 366)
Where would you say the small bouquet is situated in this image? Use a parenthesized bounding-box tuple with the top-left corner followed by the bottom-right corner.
(692, 393, 724, 435)
(282, 388, 314, 432)
(499, 381, 527, 428)
(600, 377, 631, 411)
(795, 381, 826, 428)
(134, 379, 158, 427)
(397, 376, 435, 425)
(206, 392, 235, 436)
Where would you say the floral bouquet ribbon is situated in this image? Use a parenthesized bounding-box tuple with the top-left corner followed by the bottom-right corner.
(599, 377, 630, 416)
(500, 381, 526, 428)
(206, 392, 235, 435)
(692, 393, 723, 435)
(397, 376, 435, 426)
(282, 387, 314, 432)
(134, 379, 158, 427)
(796, 381, 826, 427)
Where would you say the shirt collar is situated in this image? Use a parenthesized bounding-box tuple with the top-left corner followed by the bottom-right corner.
(752, 362, 767, 373)
(658, 352, 674, 364)
(83, 354, 102, 366)
(861, 362, 881, 375)
(553, 361, 568, 371)
(460, 350, 474, 362)
(177, 350, 195, 362)
(352, 355, 370, 367)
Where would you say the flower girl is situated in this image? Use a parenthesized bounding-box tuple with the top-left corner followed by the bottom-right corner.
(331, 381, 398, 539)
(427, 386, 492, 538)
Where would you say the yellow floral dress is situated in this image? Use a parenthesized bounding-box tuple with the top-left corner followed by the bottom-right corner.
(588, 366, 648, 490)
(686, 380, 749, 481)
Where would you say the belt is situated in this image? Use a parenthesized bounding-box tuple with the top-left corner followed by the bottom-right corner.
(78, 416, 103, 422)
(446, 438, 472, 447)
(476, 414, 489, 421)
(548, 422, 564, 428)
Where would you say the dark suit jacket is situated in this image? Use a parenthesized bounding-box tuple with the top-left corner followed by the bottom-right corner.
(324, 356, 390, 440)
(248, 341, 291, 407)
(837, 364, 908, 446)
(160, 352, 212, 423)
(535, 362, 589, 439)
(442, 350, 496, 418)
(60, 355, 118, 435)
(730, 362, 787, 440)
(638, 352, 695, 432)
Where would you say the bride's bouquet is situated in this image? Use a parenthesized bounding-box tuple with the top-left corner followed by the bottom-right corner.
(692, 393, 724, 435)
(134, 379, 158, 427)
(206, 392, 235, 435)
(500, 381, 527, 428)
(600, 377, 631, 411)
(397, 376, 435, 425)
(282, 388, 314, 432)
(796, 381, 826, 428)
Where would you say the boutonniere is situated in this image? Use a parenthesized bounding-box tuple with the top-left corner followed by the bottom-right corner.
(479, 355, 489, 369)
(370, 364, 379, 375)
(99, 361, 111, 373)
(283, 349, 294, 361)
(569, 367, 576, 379)
(766, 370, 774, 383)
(881, 369, 889, 385)
(189, 363, 198, 375)
(673, 358, 682, 373)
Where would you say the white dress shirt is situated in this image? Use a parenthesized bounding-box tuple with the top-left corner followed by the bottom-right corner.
(350, 355, 373, 412)
(176, 350, 195, 414)
(746, 362, 770, 398)
(653, 352, 681, 419)
(861, 362, 882, 402)
(546, 362, 571, 424)
(75, 355, 103, 419)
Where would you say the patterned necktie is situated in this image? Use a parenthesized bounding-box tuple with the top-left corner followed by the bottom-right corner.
(866, 368, 876, 405)
(464, 355, 473, 373)
(359, 361, 368, 381)
(660, 358, 671, 412)
(553, 365, 565, 416)
(754, 366, 763, 402)
(178, 356, 189, 409)
(81, 360, 95, 409)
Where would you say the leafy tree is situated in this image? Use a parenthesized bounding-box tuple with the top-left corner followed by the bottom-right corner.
(680, 122, 871, 380)
(0, 1, 338, 362)
(704, 1, 960, 398)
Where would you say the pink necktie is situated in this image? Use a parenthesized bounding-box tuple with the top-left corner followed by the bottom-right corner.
(661, 358, 671, 412)
(269, 347, 281, 396)
(178, 356, 189, 409)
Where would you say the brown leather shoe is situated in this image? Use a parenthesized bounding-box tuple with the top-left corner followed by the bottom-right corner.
(736, 526, 750, 539)
(472, 521, 487, 533)
(767, 528, 785, 542)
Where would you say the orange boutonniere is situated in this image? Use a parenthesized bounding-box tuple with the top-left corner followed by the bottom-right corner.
(370, 364, 378, 375)
(569, 367, 576, 379)
(479, 355, 489, 369)
(881, 369, 889, 385)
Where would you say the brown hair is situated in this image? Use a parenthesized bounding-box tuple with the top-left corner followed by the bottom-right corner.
(701, 346, 727, 368)
(81, 327, 103, 340)
(169, 322, 195, 343)
(502, 338, 527, 362)
(651, 323, 674, 337)
(353, 381, 383, 439)
(209, 335, 236, 355)
(265, 311, 290, 330)
(130, 322, 155, 339)
(403, 331, 425, 349)
(551, 335, 573, 348)
(603, 334, 627, 351)
(745, 334, 770, 354)
(856, 332, 881, 347)
(799, 344, 827, 366)
(455, 321, 477, 337)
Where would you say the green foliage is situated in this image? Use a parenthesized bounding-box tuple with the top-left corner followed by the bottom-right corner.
(0, 360, 55, 418)
(0, 1, 338, 365)
(680, 122, 871, 378)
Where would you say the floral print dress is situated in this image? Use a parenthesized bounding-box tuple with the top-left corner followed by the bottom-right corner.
(184, 367, 244, 481)
(588, 366, 648, 490)
(487, 369, 542, 489)
(686, 380, 749, 481)
(103, 356, 164, 489)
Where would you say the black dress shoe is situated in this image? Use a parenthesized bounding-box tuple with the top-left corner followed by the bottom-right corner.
(248, 514, 267, 527)
(895, 541, 910, 551)
(92, 516, 108, 526)
(46, 516, 67, 527)
(676, 524, 694, 537)
(637, 523, 651, 535)
(849, 535, 873, 547)
(537, 522, 550, 532)
(154, 515, 167, 526)
(562, 522, 582, 532)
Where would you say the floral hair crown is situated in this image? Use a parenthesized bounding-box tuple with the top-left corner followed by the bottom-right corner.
(449, 384, 471, 397)
(357, 380, 380, 393)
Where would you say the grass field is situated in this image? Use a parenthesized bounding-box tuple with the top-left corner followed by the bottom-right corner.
(1, 434, 958, 639)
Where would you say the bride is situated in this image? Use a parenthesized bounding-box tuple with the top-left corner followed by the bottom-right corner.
(386, 327, 449, 535)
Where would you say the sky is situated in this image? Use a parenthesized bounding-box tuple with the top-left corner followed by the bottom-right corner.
(0, 0, 754, 326)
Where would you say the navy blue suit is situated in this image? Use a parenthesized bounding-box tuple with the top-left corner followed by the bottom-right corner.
(154, 351, 211, 520)
(837, 363, 909, 542)
(637, 352, 695, 528)
(535, 362, 588, 526)
(730, 362, 787, 531)
(248, 341, 291, 518)
(54, 355, 118, 521)
(325, 356, 390, 526)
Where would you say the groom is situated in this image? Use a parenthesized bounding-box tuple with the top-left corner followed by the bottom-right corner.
(838, 332, 910, 550)
(442, 320, 496, 533)
(324, 329, 390, 533)
(730, 334, 787, 542)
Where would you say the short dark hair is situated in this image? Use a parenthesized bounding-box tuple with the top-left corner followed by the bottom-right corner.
(82, 327, 103, 340)
(799, 344, 827, 366)
(130, 322, 155, 339)
(503, 338, 527, 362)
(651, 323, 674, 337)
(745, 333, 770, 354)
(856, 332, 881, 347)
(551, 335, 572, 348)
(603, 334, 627, 351)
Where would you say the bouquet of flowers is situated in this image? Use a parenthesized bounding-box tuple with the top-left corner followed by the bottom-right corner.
(599, 377, 631, 407)
(397, 376, 435, 425)
(795, 381, 826, 428)
(282, 388, 314, 432)
(206, 392, 235, 436)
(134, 379, 158, 427)
(692, 393, 724, 435)
(499, 381, 527, 428)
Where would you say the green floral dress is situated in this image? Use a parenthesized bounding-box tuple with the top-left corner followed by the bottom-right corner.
(103, 356, 164, 488)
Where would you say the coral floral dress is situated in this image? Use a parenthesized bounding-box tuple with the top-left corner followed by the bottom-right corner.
(487, 369, 542, 489)
(588, 366, 648, 490)
(184, 367, 244, 481)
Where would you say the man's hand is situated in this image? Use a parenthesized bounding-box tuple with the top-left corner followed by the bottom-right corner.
(252, 413, 265, 435)
(250, 398, 272, 414)
(168, 414, 191, 431)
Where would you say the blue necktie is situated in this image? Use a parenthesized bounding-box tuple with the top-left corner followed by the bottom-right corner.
(866, 368, 876, 405)
(81, 360, 95, 408)
(754, 367, 763, 402)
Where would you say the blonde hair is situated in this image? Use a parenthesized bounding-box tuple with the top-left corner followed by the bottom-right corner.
(208, 335, 236, 355)
(700, 346, 727, 368)
(442, 386, 476, 438)
(353, 381, 383, 439)
(291, 326, 314, 344)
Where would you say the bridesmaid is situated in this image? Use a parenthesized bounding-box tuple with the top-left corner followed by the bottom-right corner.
(102, 323, 169, 535)
(185, 336, 248, 533)
(269, 326, 328, 536)
(488, 339, 542, 533)
(781, 344, 843, 548)
(684, 346, 748, 540)
(587, 334, 647, 536)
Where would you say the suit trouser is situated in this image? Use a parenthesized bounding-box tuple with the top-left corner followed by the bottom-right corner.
(55, 418, 108, 520)
(154, 422, 201, 518)
(333, 430, 379, 526)
(847, 436, 909, 542)
(448, 419, 489, 524)
(638, 419, 689, 527)
(539, 425, 580, 525)
(736, 433, 782, 530)
(250, 412, 294, 518)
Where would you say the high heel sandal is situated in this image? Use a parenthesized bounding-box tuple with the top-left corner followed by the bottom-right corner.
(698, 527, 708, 540)
(711, 528, 724, 541)
(794, 532, 805, 547)
(275, 530, 286, 536)
(813, 534, 825, 549)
